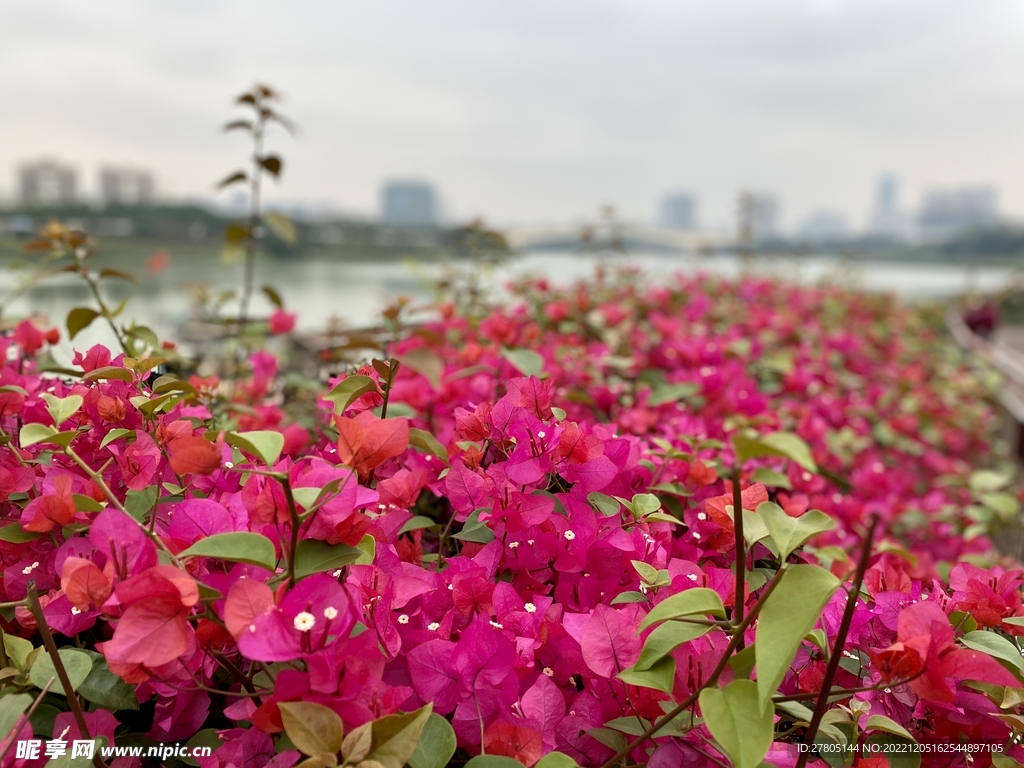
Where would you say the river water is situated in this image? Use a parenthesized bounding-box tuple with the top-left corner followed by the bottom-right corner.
(4, 249, 1020, 363)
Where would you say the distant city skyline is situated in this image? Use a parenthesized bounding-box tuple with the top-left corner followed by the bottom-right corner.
(2, 1, 1023, 231)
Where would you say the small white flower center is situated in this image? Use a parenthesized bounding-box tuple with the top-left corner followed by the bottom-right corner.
(293, 612, 316, 632)
(323, 606, 338, 620)
(490, 620, 503, 629)
(427, 622, 440, 631)
(563, 530, 576, 541)
(398, 614, 410, 624)
(70, 607, 81, 615)
(525, 602, 537, 613)
(697, 512, 707, 521)
(508, 541, 519, 549)
(687, 573, 698, 582)
(542, 667, 554, 677)
(537, 431, 546, 438)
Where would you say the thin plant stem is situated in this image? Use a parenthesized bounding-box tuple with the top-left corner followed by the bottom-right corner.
(64, 446, 177, 563)
(238, 119, 264, 329)
(731, 466, 746, 634)
(27, 585, 109, 768)
(795, 513, 880, 768)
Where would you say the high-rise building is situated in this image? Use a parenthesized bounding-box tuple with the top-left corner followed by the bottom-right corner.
(869, 174, 905, 237)
(18, 160, 77, 207)
(659, 192, 697, 230)
(99, 167, 155, 207)
(381, 181, 439, 227)
(739, 192, 780, 241)
(916, 187, 998, 242)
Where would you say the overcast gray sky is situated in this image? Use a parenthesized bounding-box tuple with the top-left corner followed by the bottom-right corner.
(2, 0, 1023, 230)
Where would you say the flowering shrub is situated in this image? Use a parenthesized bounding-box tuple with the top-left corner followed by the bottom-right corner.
(0, 266, 1022, 768)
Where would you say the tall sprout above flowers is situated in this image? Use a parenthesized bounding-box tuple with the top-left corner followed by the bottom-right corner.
(217, 84, 297, 333)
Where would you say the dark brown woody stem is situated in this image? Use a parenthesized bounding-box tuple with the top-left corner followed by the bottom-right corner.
(27, 584, 109, 768)
(795, 513, 880, 768)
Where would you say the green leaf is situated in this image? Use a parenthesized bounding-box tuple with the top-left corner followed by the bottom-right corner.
(960, 631, 1024, 675)
(551, 407, 567, 421)
(264, 211, 298, 246)
(631, 493, 661, 516)
(535, 752, 580, 768)
(756, 565, 840, 708)
(72, 493, 104, 513)
(0, 692, 31, 742)
(759, 502, 836, 561)
(3, 633, 33, 670)
(29, 648, 93, 694)
(732, 431, 818, 473)
(279, 701, 344, 756)
(261, 284, 284, 308)
(226, 430, 285, 467)
(180, 532, 277, 570)
(77, 650, 139, 711)
(341, 722, 372, 763)
(125, 485, 159, 520)
(453, 509, 495, 544)
(631, 560, 660, 584)
(99, 267, 136, 282)
(751, 467, 792, 489)
(500, 348, 544, 378)
(355, 533, 376, 565)
(465, 757, 529, 768)
(617, 656, 676, 694)
(0, 523, 41, 543)
(648, 382, 699, 406)
(610, 591, 648, 605)
(588, 492, 621, 516)
(408, 713, 456, 768)
(99, 427, 133, 449)
(638, 588, 727, 631)
(865, 715, 916, 741)
(324, 375, 378, 414)
(294, 540, 361, 579)
(970, 469, 1012, 494)
(698, 679, 773, 768)
(400, 516, 438, 535)
(41, 393, 84, 426)
(397, 349, 444, 390)
(83, 365, 135, 383)
(980, 491, 1020, 518)
(362, 703, 432, 768)
(408, 428, 449, 465)
(19, 422, 59, 447)
(635, 620, 712, 670)
(67, 307, 100, 340)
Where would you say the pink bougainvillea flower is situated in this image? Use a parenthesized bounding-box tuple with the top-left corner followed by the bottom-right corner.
(870, 601, 1022, 703)
(236, 574, 357, 662)
(268, 308, 297, 335)
(168, 435, 222, 476)
(20, 473, 76, 533)
(114, 429, 161, 491)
